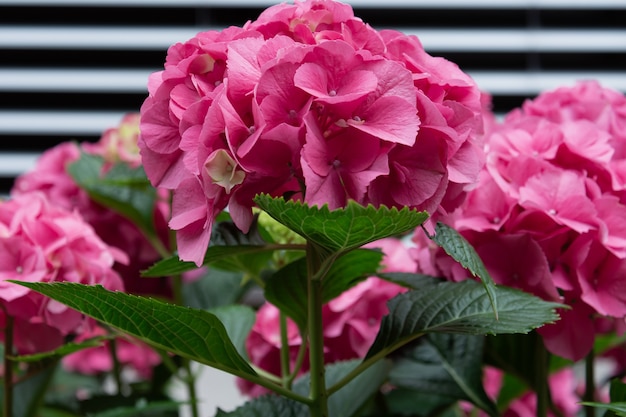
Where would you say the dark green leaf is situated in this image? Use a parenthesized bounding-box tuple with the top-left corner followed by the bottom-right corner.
(611, 379, 626, 403)
(428, 223, 498, 317)
(0, 362, 57, 417)
(366, 274, 562, 360)
(67, 153, 157, 237)
(12, 282, 257, 380)
(86, 400, 181, 417)
(389, 334, 498, 417)
(484, 332, 543, 405)
(264, 249, 384, 329)
(264, 257, 308, 329)
(143, 245, 274, 277)
(293, 359, 390, 417)
(254, 195, 428, 254)
(384, 387, 456, 417)
(214, 395, 307, 417)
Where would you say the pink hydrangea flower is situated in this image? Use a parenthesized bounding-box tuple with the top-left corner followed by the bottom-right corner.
(0, 192, 124, 354)
(238, 237, 414, 397)
(12, 114, 173, 299)
(415, 81, 626, 361)
(139, 0, 485, 266)
(63, 325, 161, 380)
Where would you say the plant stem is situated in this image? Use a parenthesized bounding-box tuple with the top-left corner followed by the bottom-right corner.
(535, 335, 549, 417)
(279, 312, 292, 389)
(306, 242, 329, 417)
(183, 361, 200, 417)
(108, 337, 123, 395)
(3, 313, 13, 417)
(584, 348, 596, 417)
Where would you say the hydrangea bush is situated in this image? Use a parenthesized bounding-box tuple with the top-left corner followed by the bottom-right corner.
(0, 1, 624, 417)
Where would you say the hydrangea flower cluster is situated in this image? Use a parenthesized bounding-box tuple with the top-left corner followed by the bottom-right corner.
(139, 0, 485, 265)
(238, 237, 413, 397)
(10, 114, 170, 374)
(12, 114, 172, 298)
(0, 192, 124, 354)
(415, 81, 626, 361)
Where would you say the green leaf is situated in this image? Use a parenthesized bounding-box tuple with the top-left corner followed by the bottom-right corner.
(428, 222, 498, 318)
(12, 282, 257, 381)
(264, 257, 309, 329)
(143, 245, 274, 277)
(86, 400, 181, 417)
(9, 336, 109, 363)
(384, 387, 456, 417)
(264, 249, 384, 329)
(389, 334, 498, 417)
(67, 152, 157, 237)
(254, 195, 428, 254)
(214, 395, 307, 417)
(611, 379, 626, 402)
(210, 305, 256, 360)
(0, 362, 57, 417)
(483, 332, 544, 406)
(293, 359, 390, 417)
(183, 269, 248, 310)
(581, 402, 626, 417)
(366, 273, 562, 360)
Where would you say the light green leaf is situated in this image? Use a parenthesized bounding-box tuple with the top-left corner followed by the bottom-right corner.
(366, 273, 562, 360)
(9, 336, 109, 363)
(254, 195, 428, 254)
(293, 359, 390, 417)
(264, 249, 384, 329)
(428, 222, 498, 317)
(581, 402, 626, 417)
(214, 395, 307, 417)
(183, 269, 248, 310)
(67, 152, 157, 237)
(389, 334, 498, 417)
(210, 305, 256, 360)
(12, 282, 257, 380)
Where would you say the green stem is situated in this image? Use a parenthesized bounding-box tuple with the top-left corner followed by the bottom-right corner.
(183, 361, 199, 417)
(279, 312, 292, 389)
(3, 312, 14, 417)
(285, 333, 308, 387)
(306, 242, 329, 417)
(584, 349, 596, 417)
(535, 335, 549, 417)
(108, 337, 123, 395)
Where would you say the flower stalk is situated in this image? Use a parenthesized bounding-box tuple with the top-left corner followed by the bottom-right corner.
(306, 242, 329, 417)
(3, 312, 13, 417)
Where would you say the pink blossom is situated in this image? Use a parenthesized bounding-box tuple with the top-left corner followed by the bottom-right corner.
(139, 0, 485, 266)
(0, 192, 124, 354)
(417, 81, 626, 361)
(12, 114, 173, 300)
(239, 237, 414, 397)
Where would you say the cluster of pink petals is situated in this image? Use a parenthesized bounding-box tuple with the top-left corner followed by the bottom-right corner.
(12, 114, 173, 299)
(0, 192, 124, 354)
(63, 325, 161, 379)
(139, 0, 485, 266)
(238, 237, 414, 397)
(416, 81, 626, 361)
